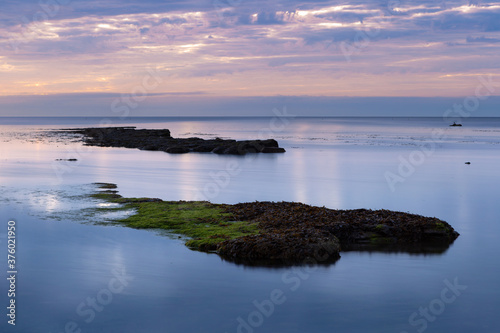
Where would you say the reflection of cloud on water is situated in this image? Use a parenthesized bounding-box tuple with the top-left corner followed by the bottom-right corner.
(28, 191, 62, 213)
(0, 185, 134, 224)
(97, 202, 121, 208)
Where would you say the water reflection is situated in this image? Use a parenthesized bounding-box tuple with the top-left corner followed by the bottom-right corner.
(1, 117, 499, 332)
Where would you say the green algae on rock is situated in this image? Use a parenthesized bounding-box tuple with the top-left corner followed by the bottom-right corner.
(91, 183, 260, 252)
(90, 183, 459, 266)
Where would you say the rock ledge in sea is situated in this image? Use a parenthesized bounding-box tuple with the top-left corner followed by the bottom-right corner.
(217, 202, 459, 266)
(91, 184, 460, 267)
(60, 127, 286, 155)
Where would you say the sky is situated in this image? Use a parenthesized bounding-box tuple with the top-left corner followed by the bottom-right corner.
(0, 0, 500, 116)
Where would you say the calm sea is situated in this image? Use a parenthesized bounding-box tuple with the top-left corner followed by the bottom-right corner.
(0, 117, 499, 332)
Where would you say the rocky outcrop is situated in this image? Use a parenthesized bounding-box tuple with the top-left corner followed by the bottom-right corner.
(60, 127, 286, 155)
(217, 202, 459, 265)
(90, 190, 460, 267)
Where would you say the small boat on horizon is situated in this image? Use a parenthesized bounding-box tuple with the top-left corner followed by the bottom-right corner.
(450, 122, 463, 127)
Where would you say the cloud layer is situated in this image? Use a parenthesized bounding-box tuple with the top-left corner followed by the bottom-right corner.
(1, 0, 500, 112)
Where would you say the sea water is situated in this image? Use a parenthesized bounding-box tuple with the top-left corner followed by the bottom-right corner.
(0, 117, 499, 332)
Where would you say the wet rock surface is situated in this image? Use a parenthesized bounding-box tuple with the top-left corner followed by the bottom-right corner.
(217, 202, 459, 266)
(59, 127, 286, 155)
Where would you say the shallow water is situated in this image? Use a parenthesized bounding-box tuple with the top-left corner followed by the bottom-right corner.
(0, 117, 499, 332)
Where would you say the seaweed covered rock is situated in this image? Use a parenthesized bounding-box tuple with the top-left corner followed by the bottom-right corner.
(218, 202, 459, 263)
(218, 229, 340, 266)
(90, 184, 460, 267)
